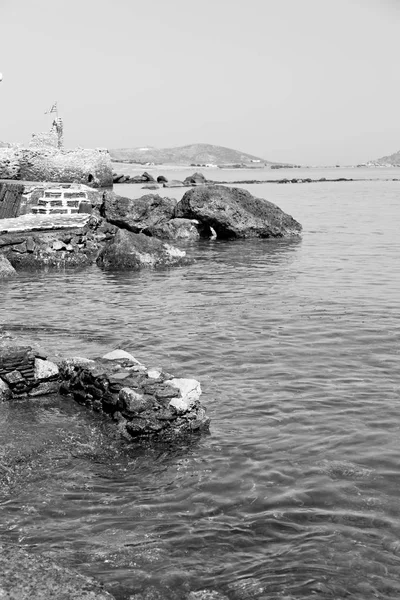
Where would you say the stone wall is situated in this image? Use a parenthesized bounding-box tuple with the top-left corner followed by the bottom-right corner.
(0, 147, 113, 188)
(19, 147, 113, 188)
(0, 343, 210, 443)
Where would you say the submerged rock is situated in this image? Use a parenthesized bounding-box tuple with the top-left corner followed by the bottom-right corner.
(174, 185, 302, 239)
(96, 228, 191, 270)
(0, 543, 115, 599)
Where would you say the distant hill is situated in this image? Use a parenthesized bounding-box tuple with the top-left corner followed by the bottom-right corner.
(369, 149, 400, 166)
(109, 143, 272, 166)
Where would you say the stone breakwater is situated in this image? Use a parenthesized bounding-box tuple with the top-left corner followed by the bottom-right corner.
(0, 344, 210, 442)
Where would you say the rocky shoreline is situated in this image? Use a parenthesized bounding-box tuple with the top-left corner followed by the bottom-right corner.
(112, 169, 400, 187)
(0, 181, 302, 276)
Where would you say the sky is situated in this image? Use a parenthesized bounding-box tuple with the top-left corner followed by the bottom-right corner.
(0, 0, 399, 165)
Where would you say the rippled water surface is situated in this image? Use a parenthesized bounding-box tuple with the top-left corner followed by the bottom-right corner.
(1, 176, 400, 599)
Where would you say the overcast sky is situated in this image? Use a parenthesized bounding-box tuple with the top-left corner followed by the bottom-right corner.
(0, 0, 399, 165)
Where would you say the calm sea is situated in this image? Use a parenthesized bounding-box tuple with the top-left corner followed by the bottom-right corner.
(1, 168, 400, 599)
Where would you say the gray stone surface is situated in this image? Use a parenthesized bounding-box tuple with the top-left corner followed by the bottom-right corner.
(0, 543, 115, 599)
(102, 192, 177, 234)
(96, 228, 191, 270)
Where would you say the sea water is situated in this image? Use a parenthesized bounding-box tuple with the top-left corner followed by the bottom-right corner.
(1, 170, 400, 599)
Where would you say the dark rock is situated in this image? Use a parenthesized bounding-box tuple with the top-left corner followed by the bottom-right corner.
(183, 172, 207, 185)
(101, 191, 177, 234)
(113, 174, 127, 184)
(157, 175, 168, 184)
(142, 171, 156, 182)
(174, 185, 302, 239)
(128, 175, 147, 183)
(0, 253, 17, 278)
(96, 228, 191, 270)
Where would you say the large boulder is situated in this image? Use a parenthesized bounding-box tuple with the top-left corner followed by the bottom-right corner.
(183, 172, 207, 185)
(174, 185, 302, 239)
(101, 192, 177, 234)
(96, 228, 191, 270)
(0, 254, 17, 278)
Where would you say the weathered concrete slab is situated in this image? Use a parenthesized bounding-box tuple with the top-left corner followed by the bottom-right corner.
(0, 213, 90, 234)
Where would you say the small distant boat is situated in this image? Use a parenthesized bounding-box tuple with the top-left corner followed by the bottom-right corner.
(31, 187, 89, 215)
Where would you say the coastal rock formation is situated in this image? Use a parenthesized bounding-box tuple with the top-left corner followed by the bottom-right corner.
(183, 172, 207, 185)
(174, 185, 302, 239)
(0, 254, 17, 278)
(101, 192, 177, 234)
(96, 228, 191, 270)
(157, 175, 168, 184)
(60, 349, 210, 441)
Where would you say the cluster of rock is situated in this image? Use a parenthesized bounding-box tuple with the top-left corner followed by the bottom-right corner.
(112, 170, 209, 189)
(60, 349, 210, 441)
(0, 342, 210, 442)
(102, 184, 302, 242)
(0, 183, 302, 276)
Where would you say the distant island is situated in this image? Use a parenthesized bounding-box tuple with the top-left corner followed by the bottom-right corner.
(365, 149, 400, 167)
(108, 143, 289, 167)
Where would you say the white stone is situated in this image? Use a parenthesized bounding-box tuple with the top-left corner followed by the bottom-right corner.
(147, 368, 161, 379)
(34, 357, 59, 381)
(52, 240, 65, 250)
(163, 244, 186, 258)
(167, 378, 202, 414)
(0, 378, 11, 400)
(102, 349, 141, 364)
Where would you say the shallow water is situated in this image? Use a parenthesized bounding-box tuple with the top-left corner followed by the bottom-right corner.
(1, 174, 400, 599)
